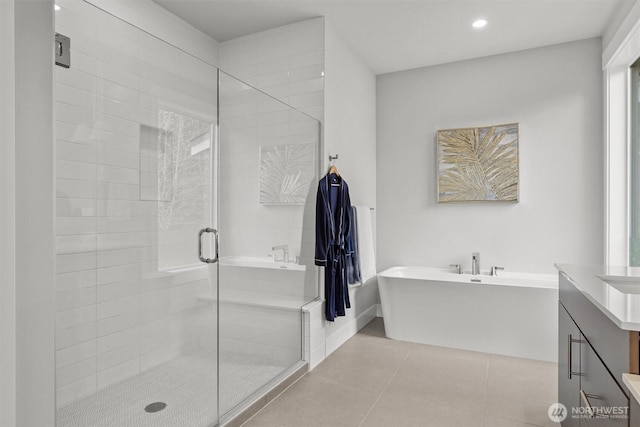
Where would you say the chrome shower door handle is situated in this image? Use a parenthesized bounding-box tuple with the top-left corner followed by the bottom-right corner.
(198, 228, 219, 263)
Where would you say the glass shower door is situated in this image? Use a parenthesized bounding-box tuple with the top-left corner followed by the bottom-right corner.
(55, 3, 320, 425)
(54, 2, 219, 426)
(217, 71, 320, 417)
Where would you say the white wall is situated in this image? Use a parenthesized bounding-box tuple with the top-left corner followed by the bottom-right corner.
(8, 1, 57, 426)
(3, 2, 57, 424)
(377, 38, 604, 274)
(320, 22, 378, 358)
(0, 1, 17, 425)
(324, 23, 377, 208)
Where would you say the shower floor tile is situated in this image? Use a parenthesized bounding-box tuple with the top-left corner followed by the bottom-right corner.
(56, 350, 287, 427)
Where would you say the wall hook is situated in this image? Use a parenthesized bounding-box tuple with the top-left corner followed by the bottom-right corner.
(329, 154, 339, 162)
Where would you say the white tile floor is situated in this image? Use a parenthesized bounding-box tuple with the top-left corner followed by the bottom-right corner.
(242, 318, 559, 427)
(57, 350, 288, 427)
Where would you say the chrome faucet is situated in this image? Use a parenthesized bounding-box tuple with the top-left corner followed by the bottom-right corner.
(449, 264, 462, 274)
(471, 252, 480, 275)
(272, 244, 289, 263)
(490, 266, 504, 276)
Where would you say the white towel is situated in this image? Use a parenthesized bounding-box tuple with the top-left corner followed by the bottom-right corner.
(354, 205, 376, 285)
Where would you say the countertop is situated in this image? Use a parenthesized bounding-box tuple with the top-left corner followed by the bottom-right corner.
(623, 373, 640, 405)
(555, 264, 640, 331)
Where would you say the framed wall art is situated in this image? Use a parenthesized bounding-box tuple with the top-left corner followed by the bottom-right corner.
(437, 123, 519, 203)
(260, 142, 315, 205)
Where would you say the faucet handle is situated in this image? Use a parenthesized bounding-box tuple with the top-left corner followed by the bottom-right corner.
(449, 264, 462, 274)
(490, 266, 504, 276)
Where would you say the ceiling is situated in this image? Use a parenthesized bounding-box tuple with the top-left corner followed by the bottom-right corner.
(151, 0, 635, 75)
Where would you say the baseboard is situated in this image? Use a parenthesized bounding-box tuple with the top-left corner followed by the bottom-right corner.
(325, 304, 377, 356)
(376, 303, 383, 317)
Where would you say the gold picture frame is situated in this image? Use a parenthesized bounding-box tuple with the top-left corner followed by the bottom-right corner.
(437, 123, 519, 203)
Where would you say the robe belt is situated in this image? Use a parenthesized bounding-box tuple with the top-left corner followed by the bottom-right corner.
(329, 242, 346, 263)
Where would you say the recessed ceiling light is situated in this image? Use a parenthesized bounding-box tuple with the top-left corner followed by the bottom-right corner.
(472, 19, 488, 29)
(54, 4, 61, 11)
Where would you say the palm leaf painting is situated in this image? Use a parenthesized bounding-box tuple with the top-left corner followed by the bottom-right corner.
(437, 123, 519, 202)
(260, 143, 315, 204)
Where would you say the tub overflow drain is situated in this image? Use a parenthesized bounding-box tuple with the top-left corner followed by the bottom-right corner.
(144, 402, 167, 413)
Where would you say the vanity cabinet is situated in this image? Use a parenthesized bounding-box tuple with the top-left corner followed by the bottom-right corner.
(630, 397, 640, 425)
(580, 335, 629, 426)
(558, 271, 638, 427)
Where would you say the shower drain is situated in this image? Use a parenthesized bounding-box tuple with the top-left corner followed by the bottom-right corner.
(144, 402, 167, 413)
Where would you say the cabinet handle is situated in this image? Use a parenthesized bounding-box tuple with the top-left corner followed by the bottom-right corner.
(580, 389, 606, 418)
(568, 334, 584, 379)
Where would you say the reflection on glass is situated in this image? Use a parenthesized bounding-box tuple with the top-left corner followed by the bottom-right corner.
(142, 109, 214, 271)
(260, 142, 315, 205)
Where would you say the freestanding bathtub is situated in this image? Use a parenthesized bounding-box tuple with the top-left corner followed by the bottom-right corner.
(377, 266, 558, 362)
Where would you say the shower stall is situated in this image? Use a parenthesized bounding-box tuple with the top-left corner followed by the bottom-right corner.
(54, 1, 320, 425)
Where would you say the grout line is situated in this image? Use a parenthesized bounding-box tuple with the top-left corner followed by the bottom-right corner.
(357, 341, 414, 427)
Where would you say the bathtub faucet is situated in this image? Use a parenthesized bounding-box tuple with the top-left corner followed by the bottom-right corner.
(471, 252, 480, 275)
(490, 266, 504, 276)
(449, 264, 462, 274)
(272, 244, 289, 263)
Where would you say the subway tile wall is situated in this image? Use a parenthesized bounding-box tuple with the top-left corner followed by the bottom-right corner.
(54, 0, 217, 407)
(214, 57, 320, 404)
(218, 18, 323, 284)
(219, 17, 324, 122)
(218, 73, 319, 301)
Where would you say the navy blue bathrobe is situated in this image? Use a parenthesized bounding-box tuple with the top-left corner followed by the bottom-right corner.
(315, 172, 353, 321)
